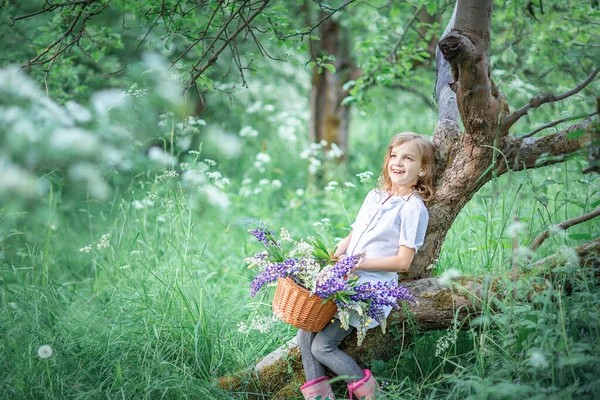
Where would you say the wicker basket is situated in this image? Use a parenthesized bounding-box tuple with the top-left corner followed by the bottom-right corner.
(272, 277, 337, 332)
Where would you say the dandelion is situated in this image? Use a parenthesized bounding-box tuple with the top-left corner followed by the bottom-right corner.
(438, 268, 461, 286)
(508, 219, 527, 237)
(37, 345, 53, 359)
(528, 349, 549, 368)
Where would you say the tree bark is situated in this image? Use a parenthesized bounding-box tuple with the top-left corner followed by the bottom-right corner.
(404, 0, 597, 279)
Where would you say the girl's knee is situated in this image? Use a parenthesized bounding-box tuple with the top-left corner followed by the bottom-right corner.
(310, 335, 334, 360)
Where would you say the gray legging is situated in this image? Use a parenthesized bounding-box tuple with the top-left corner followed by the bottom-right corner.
(296, 319, 365, 383)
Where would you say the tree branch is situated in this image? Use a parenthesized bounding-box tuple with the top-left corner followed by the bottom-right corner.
(113, 13, 163, 74)
(501, 67, 600, 131)
(186, 0, 270, 90)
(499, 117, 594, 174)
(520, 111, 599, 139)
(267, 0, 357, 40)
(529, 207, 600, 252)
(171, 1, 224, 67)
(362, 4, 423, 85)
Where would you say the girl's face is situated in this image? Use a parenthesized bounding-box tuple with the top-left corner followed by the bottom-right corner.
(387, 141, 423, 195)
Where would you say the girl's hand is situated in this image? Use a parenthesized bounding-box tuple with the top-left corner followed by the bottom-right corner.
(331, 253, 347, 263)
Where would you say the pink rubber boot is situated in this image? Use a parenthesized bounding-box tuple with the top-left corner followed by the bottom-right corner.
(299, 376, 336, 400)
(347, 369, 381, 400)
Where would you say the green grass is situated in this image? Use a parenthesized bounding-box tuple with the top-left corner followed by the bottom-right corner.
(1, 77, 599, 398)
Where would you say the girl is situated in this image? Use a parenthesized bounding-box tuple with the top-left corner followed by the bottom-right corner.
(297, 132, 435, 400)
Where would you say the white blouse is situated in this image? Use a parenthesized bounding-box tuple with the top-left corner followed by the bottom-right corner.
(345, 188, 429, 329)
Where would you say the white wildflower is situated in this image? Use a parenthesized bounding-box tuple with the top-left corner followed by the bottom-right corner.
(344, 182, 356, 188)
(237, 321, 250, 334)
(263, 104, 275, 112)
(65, 101, 92, 123)
(295, 189, 304, 196)
(255, 152, 271, 163)
(204, 185, 230, 208)
(326, 143, 344, 159)
(68, 163, 109, 200)
(96, 233, 110, 250)
(79, 245, 92, 253)
(356, 171, 373, 183)
(182, 169, 207, 187)
(148, 147, 177, 167)
(239, 126, 259, 137)
(120, 265, 130, 270)
(279, 228, 293, 243)
(299, 149, 311, 159)
(37, 345, 53, 359)
(246, 102, 263, 114)
(259, 179, 270, 186)
(204, 159, 217, 166)
(206, 171, 222, 180)
(271, 179, 282, 189)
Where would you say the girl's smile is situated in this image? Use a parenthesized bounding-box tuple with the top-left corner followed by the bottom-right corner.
(387, 141, 423, 196)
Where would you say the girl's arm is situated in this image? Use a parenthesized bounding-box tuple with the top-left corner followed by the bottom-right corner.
(355, 245, 415, 272)
(333, 232, 352, 258)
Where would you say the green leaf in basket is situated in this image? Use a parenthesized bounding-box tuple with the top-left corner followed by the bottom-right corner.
(313, 248, 330, 260)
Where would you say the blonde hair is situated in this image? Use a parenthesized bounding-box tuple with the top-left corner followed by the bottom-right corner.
(378, 132, 435, 202)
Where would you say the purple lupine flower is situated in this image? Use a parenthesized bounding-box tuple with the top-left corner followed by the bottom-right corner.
(250, 258, 301, 296)
(249, 228, 275, 247)
(313, 253, 365, 299)
(347, 281, 416, 321)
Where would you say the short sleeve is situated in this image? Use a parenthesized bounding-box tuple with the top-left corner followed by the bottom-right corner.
(398, 198, 429, 253)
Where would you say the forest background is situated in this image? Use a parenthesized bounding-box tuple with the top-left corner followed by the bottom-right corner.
(0, 0, 599, 399)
